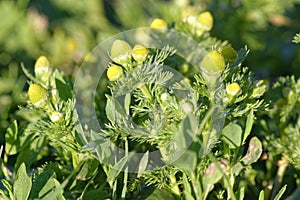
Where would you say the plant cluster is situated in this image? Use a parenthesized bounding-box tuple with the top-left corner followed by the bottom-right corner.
(0, 5, 300, 200)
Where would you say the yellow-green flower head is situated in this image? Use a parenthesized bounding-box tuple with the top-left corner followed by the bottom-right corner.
(150, 18, 168, 31)
(34, 56, 52, 84)
(132, 44, 148, 63)
(107, 65, 123, 81)
(221, 45, 237, 62)
(50, 111, 63, 123)
(226, 82, 241, 96)
(110, 39, 132, 64)
(201, 50, 225, 74)
(197, 11, 214, 31)
(28, 84, 47, 105)
(35, 56, 50, 69)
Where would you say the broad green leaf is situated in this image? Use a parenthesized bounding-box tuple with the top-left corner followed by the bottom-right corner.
(15, 135, 46, 169)
(237, 186, 245, 200)
(105, 95, 126, 124)
(135, 187, 176, 200)
(5, 121, 37, 156)
(14, 163, 32, 200)
(233, 137, 263, 175)
(82, 189, 109, 200)
(274, 185, 287, 200)
(258, 190, 264, 200)
(222, 122, 242, 149)
(107, 156, 128, 185)
(137, 151, 149, 176)
(243, 109, 254, 143)
(173, 150, 197, 175)
(29, 170, 65, 200)
(29, 170, 53, 198)
(55, 78, 72, 101)
(76, 159, 99, 180)
(89, 131, 114, 164)
(241, 137, 262, 165)
(5, 120, 18, 155)
(163, 114, 197, 163)
(202, 158, 227, 199)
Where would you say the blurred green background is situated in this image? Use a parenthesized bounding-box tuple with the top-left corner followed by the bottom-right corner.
(1, 0, 300, 143)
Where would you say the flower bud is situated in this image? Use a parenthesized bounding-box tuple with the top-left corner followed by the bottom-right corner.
(226, 83, 241, 96)
(181, 102, 193, 114)
(150, 18, 168, 31)
(221, 45, 237, 63)
(160, 92, 169, 102)
(107, 65, 123, 81)
(132, 44, 148, 63)
(34, 56, 52, 84)
(197, 11, 213, 31)
(28, 84, 47, 105)
(50, 111, 63, 123)
(110, 39, 132, 65)
(201, 50, 225, 74)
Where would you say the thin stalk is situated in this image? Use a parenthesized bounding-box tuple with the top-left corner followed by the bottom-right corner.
(210, 155, 237, 200)
(191, 172, 202, 200)
(271, 159, 288, 199)
(121, 138, 129, 200)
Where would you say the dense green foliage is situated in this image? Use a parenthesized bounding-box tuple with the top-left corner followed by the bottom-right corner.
(1, 0, 300, 199)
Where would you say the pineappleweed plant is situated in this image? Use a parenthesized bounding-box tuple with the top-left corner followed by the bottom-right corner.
(1, 11, 294, 200)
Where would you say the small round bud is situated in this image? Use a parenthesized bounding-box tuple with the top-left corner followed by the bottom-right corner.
(180, 63, 189, 73)
(110, 40, 132, 64)
(132, 44, 148, 63)
(197, 11, 213, 31)
(183, 77, 191, 84)
(34, 56, 52, 84)
(28, 84, 47, 105)
(150, 18, 168, 31)
(34, 56, 50, 69)
(107, 65, 123, 81)
(226, 83, 241, 96)
(181, 102, 193, 114)
(160, 92, 169, 102)
(50, 111, 63, 123)
(201, 50, 226, 74)
(221, 45, 237, 62)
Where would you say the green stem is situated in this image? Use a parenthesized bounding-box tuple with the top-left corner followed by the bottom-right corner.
(210, 155, 237, 200)
(121, 138, 129, 200)
(191, 173, 202, 200)
(271, 160, 288, 199)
